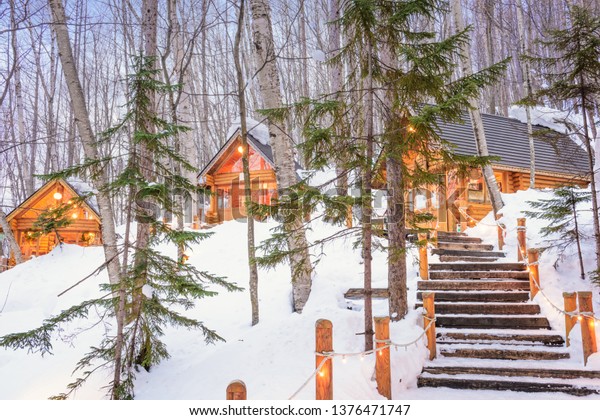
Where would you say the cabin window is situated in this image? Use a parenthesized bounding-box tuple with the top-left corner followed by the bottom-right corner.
(467, 170, 488, 204)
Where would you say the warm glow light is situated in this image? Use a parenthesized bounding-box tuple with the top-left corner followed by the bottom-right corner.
(578, 315, 584, 321)
(237, 145, 244, 153)
(318, 370, 325, 377)
(378, 350, 383, 356)
(53, 192, 63, 200)
(407, 126, 416, 133)
(71, 213, 78, 219)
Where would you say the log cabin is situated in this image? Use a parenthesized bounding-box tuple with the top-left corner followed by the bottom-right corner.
(377, 112, 590, 231)
(198, 126, 283, 224)
(199, 113, 589, 230)
(0, 179, 102, 264)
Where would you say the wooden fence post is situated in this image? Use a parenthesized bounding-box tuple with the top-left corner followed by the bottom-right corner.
(315, 319, 333, 400)
(419, 233, 429, 280)
(578, 292, 597, 366)
(226, 380, 247, 400)
(527, 248, 540, 299)
(422, 292, 436, 360)
(496, 214, 504, 250)
(517, 218, 526, 262)
(563, 292, 577, 347)
(374, 316, 391, 400)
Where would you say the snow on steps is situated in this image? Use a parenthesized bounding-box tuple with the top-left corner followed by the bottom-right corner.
(417, 231, 600, 396)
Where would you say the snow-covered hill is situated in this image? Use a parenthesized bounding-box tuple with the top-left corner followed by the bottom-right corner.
(1, 189, 599, 400)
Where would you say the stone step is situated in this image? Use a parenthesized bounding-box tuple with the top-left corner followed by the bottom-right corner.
(417, 375, 600, 396)
(434, 235, 483, 244)
(416, 291, 530, 302)
(437, 231, 468, 238)
(429, 270, 530, 280)
(415, 302, 540, 315)
(437, 331, 565, 346)
(436, 242, 495, 252)
(429, 262, 526, 272)
(439, 255, 500, 263)
(435, 315, 550, 329)
(423, 365, 600, 380)
(418, 280, 530, 291)
(439, 345, 569, 360)
(431, 249, 506, 258)
(344, 288, 388, 299)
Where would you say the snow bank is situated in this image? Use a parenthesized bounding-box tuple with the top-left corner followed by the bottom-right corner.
(2, 187, 600, 400)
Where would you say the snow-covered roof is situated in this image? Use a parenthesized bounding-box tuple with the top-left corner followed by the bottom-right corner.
(225, 117, 270, 146)
(66, 178, 99, 214)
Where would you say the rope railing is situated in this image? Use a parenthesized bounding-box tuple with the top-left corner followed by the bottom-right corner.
(526, 258, 600, 322)
(288, 317, 437, 400)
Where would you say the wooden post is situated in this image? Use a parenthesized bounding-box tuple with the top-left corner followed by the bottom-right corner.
(517, 218, 526, 262)
(374, 316, 391, 400)
(578, 292, 597, 366)
(563, 292, 577, 347)
(418, 233, 429, 280)
(527, 248, 540, 299)
(315, 319, 333, 400)
(496, 214, 504, 250)
(422, 292, 436, 360)
(345, 205, 353, 228)
(226, 380, 247, 400)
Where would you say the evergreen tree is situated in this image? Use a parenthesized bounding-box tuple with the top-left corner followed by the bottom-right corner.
(531, 5, 600, 278)
(0, 55, 240, 399)
(525, 186, 590, 279)
(259, 0, 507, 348)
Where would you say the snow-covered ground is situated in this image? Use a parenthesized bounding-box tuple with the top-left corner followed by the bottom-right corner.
(1, 188, 600, 400)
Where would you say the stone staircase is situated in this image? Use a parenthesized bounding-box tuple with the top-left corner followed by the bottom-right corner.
(417, 231, 600, 396)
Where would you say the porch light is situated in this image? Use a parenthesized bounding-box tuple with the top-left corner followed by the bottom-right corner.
(71, 213, 78, 219)
(53, 191, 63, 200)
(238, 145, 244, 153)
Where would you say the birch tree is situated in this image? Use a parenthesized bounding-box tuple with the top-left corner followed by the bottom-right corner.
(249, 0, 313, 313)
(451, 0, 504, 215)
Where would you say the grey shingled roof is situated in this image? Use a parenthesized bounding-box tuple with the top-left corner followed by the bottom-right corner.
(436, 112, 589, 177)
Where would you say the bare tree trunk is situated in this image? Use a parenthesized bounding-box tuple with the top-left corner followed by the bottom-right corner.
(0, 209, 23, 265)
(516, 0, 536, 188)
(451, 0, 504, 215)
(249, 0, 313, 313)
(381, 45, 408, 322)
(328, 0, 347, 196)
(10, 1, 33, 197)
(234, 0, 260, 326)
(362, 37, 374, 351)
(47, 0, 123, 398)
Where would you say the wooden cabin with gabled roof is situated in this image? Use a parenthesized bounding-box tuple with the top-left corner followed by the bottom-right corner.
(198, 126, 281, 224)
(376, 111, 590, 232)
(0, 178, 102, 263)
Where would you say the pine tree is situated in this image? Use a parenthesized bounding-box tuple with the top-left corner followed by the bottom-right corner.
(531, 5, 600, 278)
(0, 55, 240, 400)
(268, 0, 507, 348)
(525, 186, 590, 279)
